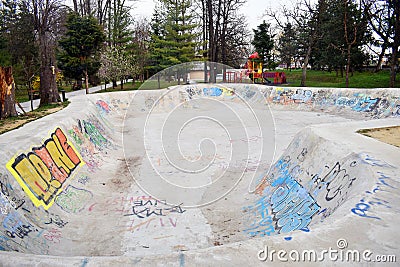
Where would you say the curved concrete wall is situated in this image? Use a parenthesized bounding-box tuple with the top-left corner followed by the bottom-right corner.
(0, 84, 398, 265)
(267, 86, 400, 119)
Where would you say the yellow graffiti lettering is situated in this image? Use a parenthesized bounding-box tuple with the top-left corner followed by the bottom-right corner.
(33, 146, 68, 184)
(12, 156, 48, 201)
(28, 153, 52, 185)
(45, 140, 73, 175)
(6, 127, 84, 210)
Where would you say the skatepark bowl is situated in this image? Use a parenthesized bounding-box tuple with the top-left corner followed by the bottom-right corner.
(0, 83, 399, 266)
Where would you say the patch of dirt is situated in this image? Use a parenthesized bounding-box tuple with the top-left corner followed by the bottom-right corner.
(0, 104, 65, 134)
(358, 126, 400, 148)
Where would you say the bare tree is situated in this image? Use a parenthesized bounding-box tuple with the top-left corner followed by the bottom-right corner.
(343, 0, 369, 87)
(27, 0, 65, 106)
(273, 0, 325, 86)
(298, 2, 320, 86)
(71, 0, 93, 16)
(390, 0, 400, 87)
(132, 17, 151, 81)
(364, 0, 391, 72)
(197, 0, 248, 82)
(220, 0, 246, 79)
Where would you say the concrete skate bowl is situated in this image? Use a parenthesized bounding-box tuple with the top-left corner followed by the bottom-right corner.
(0, 84, 399, 266)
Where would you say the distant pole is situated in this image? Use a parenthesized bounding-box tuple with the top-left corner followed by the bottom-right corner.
(29, 75, 34, 111)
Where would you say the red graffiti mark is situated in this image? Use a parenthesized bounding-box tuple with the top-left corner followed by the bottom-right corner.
(88, 203, 97, 212)
(169, 218, 177, 227)
(96, 100, 111, 113)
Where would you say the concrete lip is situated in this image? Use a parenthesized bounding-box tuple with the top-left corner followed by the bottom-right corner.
(0, 84, 398, 266)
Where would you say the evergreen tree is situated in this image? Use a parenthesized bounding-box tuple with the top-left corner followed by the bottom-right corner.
(0, 0, 38, 87)
(58, 13, 105, 93)
(312, 0, 370, 84)
(147, 8, 166, 78)
(278, 23, 297, 70)
(252, 21, 275, 70)
(148, 0, 199, 84)
(107, 0, 133, 47)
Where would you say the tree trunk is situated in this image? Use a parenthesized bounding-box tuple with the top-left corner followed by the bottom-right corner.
(221, 16, 227, 83)
(0, 66, 17, 119)
(206, 0, 214, 83)
(38, 31, 59, 107)
(203, 61, 208, 83)
(300, 46, 312, 87)
(345, 44, 351, 88)
(390, 1, 400, 87)
(375, 43, 387, 72)
(201, 0, 208, 83)
(72, 0, 78, 12)
(77, 79, 83, 89)
(84, 69, 89, 94)
(177, 70, 181, 85)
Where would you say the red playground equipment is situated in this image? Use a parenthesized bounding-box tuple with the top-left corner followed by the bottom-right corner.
(244, 52, 286, 84)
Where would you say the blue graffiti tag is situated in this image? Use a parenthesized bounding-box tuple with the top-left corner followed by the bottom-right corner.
(203, 87, 222, 97)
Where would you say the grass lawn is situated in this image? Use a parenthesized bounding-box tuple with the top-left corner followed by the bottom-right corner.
(94, 81, 143, 93)
(0, 101, 69, 134)
(95, 80, 182, 91)
(138, 79, 181, 90)
(15, 83, 78, 103)
(14, 70, 399, 103)
(284, 69, 400, 88)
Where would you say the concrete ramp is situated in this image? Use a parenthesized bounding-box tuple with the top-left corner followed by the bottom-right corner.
(0, 84, 398, 265)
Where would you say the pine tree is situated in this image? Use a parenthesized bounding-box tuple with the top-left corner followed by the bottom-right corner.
(58, 13, 105, 93)
(148, 0, 200, 85)
(252, 21, 275, 70)
(278, 23, 297, 70)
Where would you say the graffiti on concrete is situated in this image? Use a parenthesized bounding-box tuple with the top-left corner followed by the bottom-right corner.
(126, 217, 179, 232)
(268, 87, 400, 118)
(243, 196, 275, 237)
(87, 195, 185, 232)
(96, 100, 111, 114)
(308, 160, 358, 219)
(271, 177, 320, 234)
(77, 174, 90, 185)
(124, 197, 186, 218)
(68, 116, 114, 172)
(23, 207, 68, 229)
(55, 185, 93, 214)
(6, 128, 84, 210)
(352, 154, 399, 220)
(0, 209, 50, 254)
(243, 151, 320, 237)
(360, 153, 396, 168)
(42, 228, 62, 244)
(292, 89, 313, 103)
(203, 87, 223, 97)
(244, 142, 366, 237)
(0, 172, 25, 215)
(3, 211, 35, 240)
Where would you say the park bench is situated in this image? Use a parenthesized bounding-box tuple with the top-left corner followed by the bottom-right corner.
(28, 89, 40, 100)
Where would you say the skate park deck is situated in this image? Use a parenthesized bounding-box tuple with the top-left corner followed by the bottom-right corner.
(0, 84, 399, 266)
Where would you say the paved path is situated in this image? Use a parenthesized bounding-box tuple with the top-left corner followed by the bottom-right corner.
(16, 80, 129, 114)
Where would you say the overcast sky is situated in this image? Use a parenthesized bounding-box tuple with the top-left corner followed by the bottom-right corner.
(131, 0, 299, 30)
